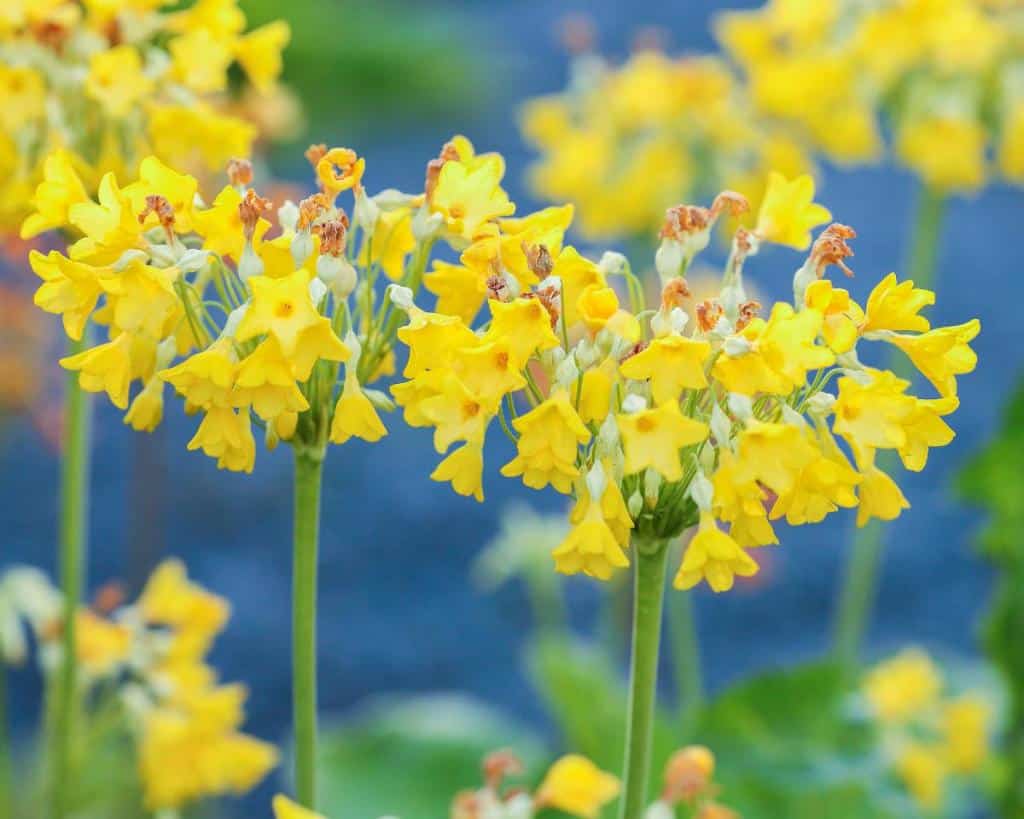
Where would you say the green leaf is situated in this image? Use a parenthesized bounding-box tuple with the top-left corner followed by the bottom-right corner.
(317, 694, 548, 819)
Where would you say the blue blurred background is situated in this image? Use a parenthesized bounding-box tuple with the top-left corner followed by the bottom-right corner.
(1, 0, 1015, 815)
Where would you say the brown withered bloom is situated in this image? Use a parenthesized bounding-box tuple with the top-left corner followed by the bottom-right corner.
(226, 158, 254, 188)
(662, 746, 716, 805)
(710, 190, 750, 219)
(661, 204, 712, 241)
(696, 299, 724, 333)
(526, 287, 561, 330)
(297, 192, 330, 232)
(620, 339, 649, 364)
(318, 218, 349, 257)
(238, 189, 272, 241)
(735, 299, 761, 331)
(304, 143, 327, 169)
(810, 223, 856, 278)
(92, 582, 125, 615)
(486, 273, 513, 303)
(483, 750, 524, 791)
(661, 277, 692, 310)
(523, 241, 554, 280)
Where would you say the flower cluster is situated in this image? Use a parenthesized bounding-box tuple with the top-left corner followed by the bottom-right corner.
(863, 649, 991, 811)
(23, 134, 514, 472)
(0, 560, 277, 811)
(272, 750, 620, 819)
(717, 0, 1024, 193)
(1, 0, 291, 236)
(520, 33, 814, 240)
(393, 171, 979, 592)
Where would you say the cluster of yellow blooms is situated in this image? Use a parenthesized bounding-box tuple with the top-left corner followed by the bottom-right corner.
(863, 649, 991, 811)
(392, 164, 979, 592)
(0, 560, 276, 811)
(1, 0, 291, 236)
(520, 39, 814, 240)
(717, 0, 1024, 193)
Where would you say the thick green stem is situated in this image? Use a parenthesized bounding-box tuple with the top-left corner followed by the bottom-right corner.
(668, 588, 702, 735)
(833, 185, 946, 669)
(53, 335, 91, 819)
(618, 540, 669, 819)
(292, 450, 323, 809)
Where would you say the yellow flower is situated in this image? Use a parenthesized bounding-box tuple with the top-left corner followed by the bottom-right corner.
(85, 45, 155, 118)
(942, 695, 989, 774)
(899, 396, 958, 472)
(60, 332, 135, 409)
(754, 172, 831, 249)
(397, 307, 478, 378)
(757, 302, 835, 390)
(234, 20, 291, 92)
(617, 401, 709, 482)
(833, 370, 917, 451)
(884, 319, 981, 398)
(569, 466, 634, 546)
(98, 259, 179, 338)
(21, 150, 89, 239)
(418, 371, 493, 454)
(273, 795, 325, 819)
(423, 260, 488, 324)
(854, 447, 910, 527)
(0, 65, 45, 132)
(804, 279, 863, 354)
(170, 28, 234, 94)
(148, 104, 257, 172)
(554, 246, 605, 326)
(576, 284, 621, 332)
(483, 297, 560, 367)
(329, 369, 387, 444)
(76, 610, 132, 676)
(233, 337, 310, 422)
(864, 649, 942, 723)
(770, 426, 861, 525)
(577, 361, 614, 425)
(160, 338, 237, 409)
(674, 512, 759, 593)
(733, 420, 817, 496)
(430, 154, 515, 244)
(360, 206, 416, 281)
(187, 406, 256, 473)
(896, 116, 987, 193)
(125, 378, 165, 432)
(534, 755, 621, 819)
(126, 156, 200, 234)
(895, 743, 946, 812)
(711, 449, 777, 548)
(452, 337, 526, 402)
(29, 250, 103, 341)
(619, 336, 711, 404)
(553, 500, 629, 580)
(315, 148, 365, 197)
(236, 269, 350, 380)
(501, 391, 590, 493)
(67, 172, 145, 265)
(859, 273, 934, 335)
(138, 689, 278, 810)
(431, 438, 486, 501)
(138, 559, 229, 652)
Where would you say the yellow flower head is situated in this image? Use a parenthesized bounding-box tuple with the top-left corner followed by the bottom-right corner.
(85, 46, 155, 119)
(534, 754, 621, 819)
(864, 649, 942, 724)
(620, 336, 711, 404)
(329, 368, 387, 445)
(674, 512, 759, 593)
(617, 401, 709, 483)
(755, 172, 831, 250)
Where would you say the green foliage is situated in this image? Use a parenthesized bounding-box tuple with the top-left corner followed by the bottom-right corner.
(243, 0, 487, 145)
(316, 693, 547, 819)
(959, 379, 1024, 816)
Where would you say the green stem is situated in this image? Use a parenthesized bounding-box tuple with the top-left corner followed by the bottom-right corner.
(1, 662, 11, 819)
(832, 185, 946, 669)
(668, 587, 702, 736)
(292, 450, 324, 809)
(618, 540, 669, 819)
(53, 335, 91, 819)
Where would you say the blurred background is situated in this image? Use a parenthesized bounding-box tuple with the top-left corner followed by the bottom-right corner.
(0, 0, 1016, 816)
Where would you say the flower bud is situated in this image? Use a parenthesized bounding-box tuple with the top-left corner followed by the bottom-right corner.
(177, 248, 210, 273)
(278, 200, 299, 234)
(585, 461, 608, 501)
(238, 242, 264, 281)
(596, 413, 620, 457)
(412, 205, 444, 241)
(643, 469, 661, 508)
(710, 403, 732, 447)
(364, 388, 395, 413)
(663, 745, 715, 804)
(598, 250, 628, 276)
(621, 393, 647, 414)
(114, 249, 150, 271)
(374, 188, 419, 210)
(655, 238, 685, 281)
(317, 254, 358, 299)
(644, 800, 674, 819)
(554, 353, 579, 388)
(308, 277, 328, 306)
(688, 470, 713, 512)
(807, 391, 836, 416)
(650, 306, 688, 338)
(291, 230, 315, 267)
(353, 188, 380, 232)
(726, 392, 753, 421)
(221, 305, 249, 339)
(722, 335, 752, 357)
(781, 404, 808, 429)
(387, 284, 415, 311)
(628, 490, 643, 518)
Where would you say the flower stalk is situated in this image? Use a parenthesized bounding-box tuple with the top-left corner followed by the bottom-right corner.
(668, 584, 703, 735)
(619, 538, 669, 819)
(292, 449, 324, 809)
(52, 334, 92, 819)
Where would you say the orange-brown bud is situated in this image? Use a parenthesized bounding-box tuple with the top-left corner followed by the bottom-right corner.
(319, 218, 349, 257)
(735, 300, 761, 331)
(711, 190, 750, 219)
(138, 194, 176, 242)
(483, 750, 524, 791)
(451, 790, 480, 819)
(810, 223, 856, 278)
(661, 205, 712, 241)
(695, 300, 723, 333)
(92, 582, 125, 615)
(305, 143, 328, 169)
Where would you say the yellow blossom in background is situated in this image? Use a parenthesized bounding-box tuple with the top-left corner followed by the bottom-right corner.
(754, 173, 831, 249)
(535, 754, 621, 819)
(864, 649, 942, 724)
(717, 0, 1024, 195)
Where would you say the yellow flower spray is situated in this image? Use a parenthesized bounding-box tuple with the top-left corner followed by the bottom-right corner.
(2, 2, 292, 814)
(21, 132, 526, 810)
(714, 0, 1021, 665)
(387, 169, 978, 818)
